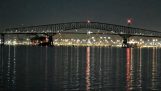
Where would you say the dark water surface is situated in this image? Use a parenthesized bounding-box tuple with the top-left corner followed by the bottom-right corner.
(0, 46, 161, 91)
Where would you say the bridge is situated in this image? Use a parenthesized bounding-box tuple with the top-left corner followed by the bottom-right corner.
(1, 22, 161, 47)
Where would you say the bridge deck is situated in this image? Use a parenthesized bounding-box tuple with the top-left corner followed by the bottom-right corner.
(0, 22, 161, 38)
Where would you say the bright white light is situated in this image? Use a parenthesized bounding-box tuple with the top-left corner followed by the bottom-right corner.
(7, 40, 11, 45)
(87, 20, 91, 23)
(13, 41, 17, 45)
(87, 31, 92, 34)
(108, 37, 111, 39)
(129, 41, 136, 44)
(87, 40, 91, 44)
(156, 39, 158, 41)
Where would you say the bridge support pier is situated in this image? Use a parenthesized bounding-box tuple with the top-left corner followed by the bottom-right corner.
(122, 37, 128, 47)
(1, 34, 5, 45)
(48, 35, 53, 46)
(120, 35, 131, 48)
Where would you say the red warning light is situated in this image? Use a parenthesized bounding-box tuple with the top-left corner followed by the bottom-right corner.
(127, 19, 131, 24)
(127, 18, 133, 25)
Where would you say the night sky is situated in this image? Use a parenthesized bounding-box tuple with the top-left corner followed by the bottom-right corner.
(0, 0, 161, 31)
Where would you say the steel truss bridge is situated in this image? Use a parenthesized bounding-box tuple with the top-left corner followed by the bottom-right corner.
(1, 22, 161, 47)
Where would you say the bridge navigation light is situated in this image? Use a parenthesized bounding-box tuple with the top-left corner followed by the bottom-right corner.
(87, 20, 91, 23)
(127, 18, 133, 26)
(127, 19, 131, 24)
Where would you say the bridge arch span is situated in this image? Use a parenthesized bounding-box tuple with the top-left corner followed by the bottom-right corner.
(5, 22, 161, 37)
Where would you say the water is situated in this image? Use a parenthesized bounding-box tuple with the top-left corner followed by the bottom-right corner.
(0, 46, 161, 91)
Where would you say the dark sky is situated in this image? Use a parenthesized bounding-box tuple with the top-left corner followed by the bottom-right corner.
(0, 0, 161, 31)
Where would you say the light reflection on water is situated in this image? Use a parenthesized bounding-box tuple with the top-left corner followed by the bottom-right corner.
(86, 47, 90, 91)
(0, 46, 161, 90)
